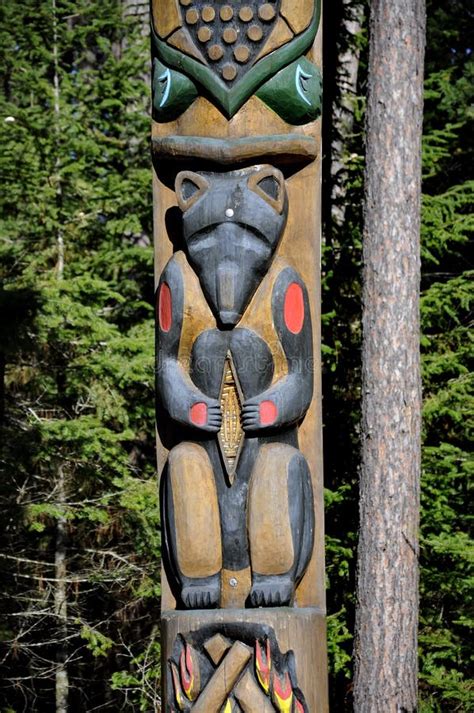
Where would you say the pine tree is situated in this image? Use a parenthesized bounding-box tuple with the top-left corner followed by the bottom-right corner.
(322, 1, 472, 710)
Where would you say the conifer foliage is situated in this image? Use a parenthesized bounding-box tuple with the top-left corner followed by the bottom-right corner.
(0, 1, 159, 710)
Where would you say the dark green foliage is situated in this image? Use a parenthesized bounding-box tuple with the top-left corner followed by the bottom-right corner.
(321, 3, 365, 709)
(418, 3, 473, 707)
(0, 1, 160, 710)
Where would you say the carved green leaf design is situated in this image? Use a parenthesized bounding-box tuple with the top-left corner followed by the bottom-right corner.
(256, 57, 322, 125)
(152, 58, 198, 123)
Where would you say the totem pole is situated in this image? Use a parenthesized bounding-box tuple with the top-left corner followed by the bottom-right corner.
(151, 2, 327, 710)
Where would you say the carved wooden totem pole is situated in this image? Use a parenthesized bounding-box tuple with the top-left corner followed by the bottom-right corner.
(151, 2, 327, 710)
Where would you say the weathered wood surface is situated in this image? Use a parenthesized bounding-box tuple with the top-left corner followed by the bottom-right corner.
(151, 1, 327, 709)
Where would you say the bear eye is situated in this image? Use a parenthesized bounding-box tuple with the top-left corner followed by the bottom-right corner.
(248, 167, 286, 214)
(175, 171, 209, 212)
(258, 175, 280, 202)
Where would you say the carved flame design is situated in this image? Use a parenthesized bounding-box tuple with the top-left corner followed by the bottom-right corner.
(295, 698, 305, 713)
(170, 660, 186, 711)
(179, 642, 199, 701)
(218, 352, 244, 483)
(255, 637, 272, 693)
(273, 671, 294, 713)
(169, 632, 308, 712)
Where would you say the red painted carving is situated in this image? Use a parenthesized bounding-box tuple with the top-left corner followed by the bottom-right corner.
(179, 642, 199, 701)
(158, 281, 172, 332)
(255, 638, 272, 692)
(284, 282, 304, 334)
(259, 400, 278, 426)
(190, 402, 208, 426)
(273, 670, 293, 711)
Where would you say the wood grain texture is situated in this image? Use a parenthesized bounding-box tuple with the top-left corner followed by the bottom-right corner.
(281, 0, 315, 34)
(248, 444, 296, 576)
(191, 641, 252, 713)
(152, 0, 181, 38)
(353, 0, 425, 710)
(234, 670, 275, 712)
(169, 442, 222, 578)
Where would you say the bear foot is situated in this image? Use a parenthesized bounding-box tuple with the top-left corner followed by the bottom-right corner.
(181, 575, 220, 609)
(249, 574, 294, 607)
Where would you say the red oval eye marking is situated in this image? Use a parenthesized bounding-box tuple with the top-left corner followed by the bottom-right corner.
(284, 282, 305, 334)
(158, 282, 172, 332)
(190, 402, 207, 426)
(260, 400, 278, 426)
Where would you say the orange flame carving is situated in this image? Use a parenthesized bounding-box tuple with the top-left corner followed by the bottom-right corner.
(255, 638, 272, 692)
(179, 642, 199, 701)
(170, 660, 186, 711)
(273, 671, 294, 713)
(295, 698, 305, 713)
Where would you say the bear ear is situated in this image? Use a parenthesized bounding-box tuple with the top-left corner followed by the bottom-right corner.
(175, 171, 209, 212)
(247, 166, 286, 214)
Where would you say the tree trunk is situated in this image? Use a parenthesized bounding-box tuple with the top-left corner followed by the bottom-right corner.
(330, 0, 365, 227)
(0, 351, 5, 425)
(353, 1, 425, 711)
(55, 466, 69, 713)
(52, 5, 68, 709)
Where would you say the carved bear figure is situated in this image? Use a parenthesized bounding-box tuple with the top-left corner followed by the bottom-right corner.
(157, 165, 314, 609)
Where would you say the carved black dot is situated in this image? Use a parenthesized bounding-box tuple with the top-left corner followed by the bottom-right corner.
(258, 176, 280, 200)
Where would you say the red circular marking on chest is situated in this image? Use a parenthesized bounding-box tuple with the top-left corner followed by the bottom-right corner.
(190, 402, 207, 427)
(259, 400, 278, 426)
(284, 282, 305, 334)
(158, 282, 172, 332)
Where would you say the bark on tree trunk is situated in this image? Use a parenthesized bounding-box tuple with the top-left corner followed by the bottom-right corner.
(55, 466, 69, 713)
(0, 351, 5, 425)
(330, 0, 365, 227)
(52, 6, 68, 709)
(353, 1, 425, 711)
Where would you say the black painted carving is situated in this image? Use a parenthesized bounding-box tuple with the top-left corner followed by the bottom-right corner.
(157, 165, 314, 609)
(182, 1, 282, 85)
(175, 166, 288, 327)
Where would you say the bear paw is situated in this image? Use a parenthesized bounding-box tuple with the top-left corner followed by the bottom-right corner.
(249, 574, 294, 607)
(181, 577, 220, 609)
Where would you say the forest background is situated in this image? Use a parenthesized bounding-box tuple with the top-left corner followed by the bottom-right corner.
(0, 0, 472, 711)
